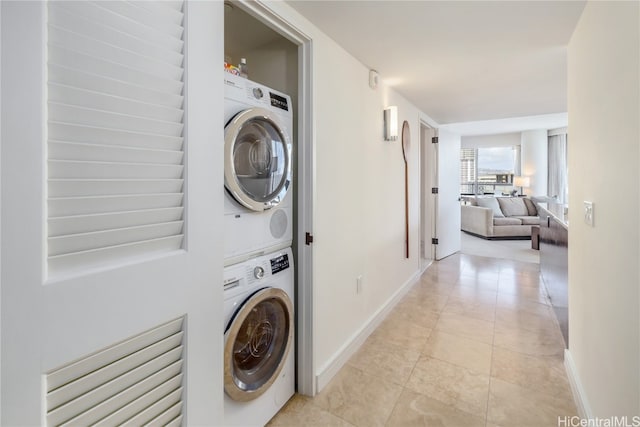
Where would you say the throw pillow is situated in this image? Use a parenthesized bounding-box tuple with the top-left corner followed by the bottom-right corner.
(476, 197, 504, 218)
(497, 197, 529, 217)
(523, 198, 538, 216)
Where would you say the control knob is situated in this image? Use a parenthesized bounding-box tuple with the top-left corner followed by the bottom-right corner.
(252, 88, 263, 99)
(254, 266, 265, 279)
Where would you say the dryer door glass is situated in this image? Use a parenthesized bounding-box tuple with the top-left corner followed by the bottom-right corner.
(224, 288, 293, 401)
(234, 118, 288, 202)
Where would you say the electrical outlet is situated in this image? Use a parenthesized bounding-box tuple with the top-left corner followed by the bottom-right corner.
(356, 275, 363, 294)
(584, 201, 594, 226)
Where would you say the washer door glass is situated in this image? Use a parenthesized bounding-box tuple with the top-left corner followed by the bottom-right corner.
(225, 108, 292, 212)
(224, 288, 293, 402)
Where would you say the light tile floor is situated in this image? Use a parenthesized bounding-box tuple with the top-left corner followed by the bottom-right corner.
(268, 253, 577, 427)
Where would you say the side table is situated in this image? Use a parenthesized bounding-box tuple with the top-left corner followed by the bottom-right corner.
(531, 225, 540, 250)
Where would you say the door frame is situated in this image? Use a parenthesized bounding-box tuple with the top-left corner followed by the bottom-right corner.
(235, 0, 316, 396)
(419, 113, 439, 266)
(419, 121, 435, 267)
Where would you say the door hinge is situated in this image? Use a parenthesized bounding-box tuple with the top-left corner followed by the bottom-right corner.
(432, 136, 439, 144)
(432, 238, 439, 245)
(305, 232, 314, 245)
(431, 187, 439, 194)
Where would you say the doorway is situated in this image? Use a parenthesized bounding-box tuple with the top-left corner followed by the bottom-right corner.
(224, 2, 315, 396)
(420, 122, 435, 269)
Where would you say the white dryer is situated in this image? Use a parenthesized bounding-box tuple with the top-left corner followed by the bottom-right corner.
(223, 247, 295, 426)
(224, 74, 294, 265)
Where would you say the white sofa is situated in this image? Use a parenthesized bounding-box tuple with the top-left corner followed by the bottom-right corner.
(461, 196, 540, 239)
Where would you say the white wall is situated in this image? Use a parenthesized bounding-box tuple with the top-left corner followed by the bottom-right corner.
(313, 34, 423, 383)
(567, 0, 639, 417)
(244, 38, 298, 100)
(521, 129, 548, 196)
(263, 2, 427, 389)
(461, 132, 521, 148)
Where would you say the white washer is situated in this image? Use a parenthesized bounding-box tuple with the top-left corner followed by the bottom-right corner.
(224, 74, 294, 266)
(223, 247, 295, 426)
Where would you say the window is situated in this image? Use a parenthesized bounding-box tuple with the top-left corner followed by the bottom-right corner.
(460, 147, 518, 195)
(548, 133, 568, 203)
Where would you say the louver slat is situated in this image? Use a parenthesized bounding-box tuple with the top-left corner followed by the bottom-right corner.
(48, 221, 184, 256)
(93, 2, 184, 38)
(47, 26, 183, 80)
(48, 355, 183, 417)
(48, 194, 184, 217)
(54, 3, 183, 51)
(47, 0, 185, 277)
(45, 317, 186, 427)
(48, 103, 184, 136)
(48, 59, 184, 101)
(49, 122, 184, 151)
(48, 84, 184, 123)
(48, 235, 184, 273)
(109, 386, 183, 427)
(49, 141, 183, 166)
(49, 6, 183, 66)
(144, 401, 183, 426)
(48, 207, 184, 236)
(48, 179, 184, 198)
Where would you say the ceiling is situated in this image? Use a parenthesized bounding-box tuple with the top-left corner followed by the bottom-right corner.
(286, 1, 586, 131)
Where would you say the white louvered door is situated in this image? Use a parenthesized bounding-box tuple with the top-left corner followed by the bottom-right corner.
(1, 1, 224, 425)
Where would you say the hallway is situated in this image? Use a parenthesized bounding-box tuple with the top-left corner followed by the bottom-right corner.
(268, 253, 576, 426)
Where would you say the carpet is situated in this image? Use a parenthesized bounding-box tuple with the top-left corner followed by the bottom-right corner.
(460, 231, 540, 264)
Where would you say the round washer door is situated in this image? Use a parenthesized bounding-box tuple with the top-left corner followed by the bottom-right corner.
(224, 287, 294, 402)
(224, 107, 292, 212)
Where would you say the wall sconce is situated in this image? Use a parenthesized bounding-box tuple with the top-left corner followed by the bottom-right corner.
(513, 176, 530, 196)
(384, 106, 398, 141)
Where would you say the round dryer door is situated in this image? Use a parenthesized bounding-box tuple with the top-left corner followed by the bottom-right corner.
(224, 287, 294, 402)
(224, 107, 292, 212)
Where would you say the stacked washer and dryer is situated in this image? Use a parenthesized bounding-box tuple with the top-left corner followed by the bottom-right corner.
(222, 73, 295, 426)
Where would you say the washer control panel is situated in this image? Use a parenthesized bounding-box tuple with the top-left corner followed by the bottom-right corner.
(223, 248, 293, 295)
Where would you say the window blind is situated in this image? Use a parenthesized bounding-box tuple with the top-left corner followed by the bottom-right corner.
(47, 1, 186, 276)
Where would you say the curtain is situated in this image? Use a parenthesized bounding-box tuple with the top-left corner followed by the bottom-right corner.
(513, 145, 522, 176)
(548, 133, 568, 204)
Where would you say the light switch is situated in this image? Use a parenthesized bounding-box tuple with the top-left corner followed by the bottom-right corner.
(584, 201, 594, 226)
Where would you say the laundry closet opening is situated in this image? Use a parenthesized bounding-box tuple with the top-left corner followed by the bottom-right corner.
(223, 2, 308, 418)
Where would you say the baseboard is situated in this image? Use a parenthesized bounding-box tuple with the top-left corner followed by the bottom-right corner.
(564, 349, 593, 418)
(315, 269, 423, 392)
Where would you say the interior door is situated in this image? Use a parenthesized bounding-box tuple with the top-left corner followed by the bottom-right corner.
(434, 128, 461, 260)
(1, 2, 223, 424)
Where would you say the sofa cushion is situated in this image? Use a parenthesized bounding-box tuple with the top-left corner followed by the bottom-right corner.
(523, 198, 538, 216)
(493, 217, 522, 226)
(476, 197, 504, 217)
(497, 197, 528, 217)
(514, 216, 540, 225)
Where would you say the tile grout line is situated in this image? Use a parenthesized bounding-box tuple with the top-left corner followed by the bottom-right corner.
(484, 266, 502, 427)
